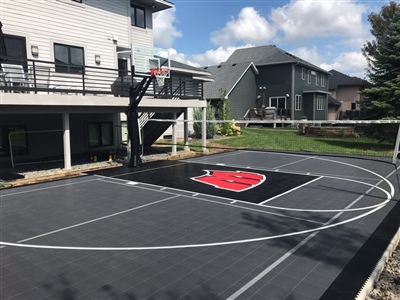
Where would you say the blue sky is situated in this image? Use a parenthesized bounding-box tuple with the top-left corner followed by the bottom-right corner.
(153, 0, 391, 78)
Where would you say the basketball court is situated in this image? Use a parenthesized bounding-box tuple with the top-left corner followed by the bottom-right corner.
(1, 150, 399, 299)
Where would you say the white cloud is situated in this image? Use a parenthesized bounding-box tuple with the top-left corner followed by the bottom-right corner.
(192, 46, 236, 66)
(291, 46, 368, 78)
(153, 7, 182, 48)
(290, 46, 323, 66)
(211, 7, 276, 47)
(320, 51, 368, 78)
(271, 0, 369, 43)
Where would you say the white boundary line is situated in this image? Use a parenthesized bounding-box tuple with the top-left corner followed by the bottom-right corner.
(0, 177, 99, 198)
(0, 151, 395, 252)
(17, 195, 178, 243)
(0, 171, 392, 250)
(184, 158, 382, 183)
(0, 205, 386, 251)
(95, 177, 324, 225)
(259, 176, 323, 205)
(226, 169, 396, 300)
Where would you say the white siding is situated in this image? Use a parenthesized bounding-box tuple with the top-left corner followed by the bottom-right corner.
(131, 5, 154, 47)
(1, 0, 157, 69)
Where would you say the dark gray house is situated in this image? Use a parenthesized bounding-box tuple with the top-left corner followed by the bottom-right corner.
(204, 45, 331, 121)
(203, 62, 258, 119)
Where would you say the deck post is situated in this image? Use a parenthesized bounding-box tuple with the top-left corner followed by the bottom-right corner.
(63, 112, 72, 170)
(202, 107, 208, 153)
(172, 112, 177, 155)
(183, 108, 189, 152)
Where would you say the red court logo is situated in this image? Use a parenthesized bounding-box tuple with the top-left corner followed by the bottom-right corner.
(191, 170, 266, 192)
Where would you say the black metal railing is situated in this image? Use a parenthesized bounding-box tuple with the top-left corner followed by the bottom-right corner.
(0, 56, 204, 99)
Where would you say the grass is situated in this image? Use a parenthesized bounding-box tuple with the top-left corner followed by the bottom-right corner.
(154, 127, 395, 159)
(187, 127, 394, 158)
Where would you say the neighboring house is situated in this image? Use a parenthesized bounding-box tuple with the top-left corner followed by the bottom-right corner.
(328, 69, 369, 120)
(203, 62, 258, 120)
(204, 45, 331, 121)
(0, 0, 210, 168)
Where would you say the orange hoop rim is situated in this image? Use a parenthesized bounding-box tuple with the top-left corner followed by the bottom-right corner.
(150, 67, 169, 77)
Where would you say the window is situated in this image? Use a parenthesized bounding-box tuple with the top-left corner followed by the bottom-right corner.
(307, 70, 311, 84)
(269, 97, 286, 109)
(88, 123, 113, 147)
(321, 74, 326, 87)
(351, 102, 357, 110)
(317, 96, 325, 110)
(131, 4, 145, 28)
(301, 67, 305, 80)
(295, 95, 302, 111)
(3, 34, 28, 71)
(315, 73, 319, 86)
(54, 43, 84, 74)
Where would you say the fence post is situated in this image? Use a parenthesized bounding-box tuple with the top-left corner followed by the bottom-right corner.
(392, 123, 400, 164)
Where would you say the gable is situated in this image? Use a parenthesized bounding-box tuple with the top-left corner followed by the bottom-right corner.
(203, 62, 258, 99)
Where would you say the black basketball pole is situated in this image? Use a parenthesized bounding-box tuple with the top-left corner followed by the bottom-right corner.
(126, 73, 152, 167)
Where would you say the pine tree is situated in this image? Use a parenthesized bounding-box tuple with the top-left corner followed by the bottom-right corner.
(361, 3, 400, 119)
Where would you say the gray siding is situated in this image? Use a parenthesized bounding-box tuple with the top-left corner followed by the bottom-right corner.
(228, 69, 257, 119)
(257, 64, 292, 102)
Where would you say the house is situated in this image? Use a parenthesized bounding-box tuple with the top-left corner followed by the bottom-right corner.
(0, 0, 210, 169)
(328, 69, 369, 120)
(203, 62, 258, 120)
(204, 45, 331, 121)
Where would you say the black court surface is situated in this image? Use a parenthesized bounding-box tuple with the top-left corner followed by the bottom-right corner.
(1, 150, 399, 300)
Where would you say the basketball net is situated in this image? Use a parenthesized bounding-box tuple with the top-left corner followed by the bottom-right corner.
(150, 68, 169, 87)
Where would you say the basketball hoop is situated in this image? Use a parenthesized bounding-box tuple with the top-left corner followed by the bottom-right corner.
(150, 68, 169, 87)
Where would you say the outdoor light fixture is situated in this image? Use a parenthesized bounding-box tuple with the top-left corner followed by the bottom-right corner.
(31, 45, 39, 56)
(95, 54, 101, 64)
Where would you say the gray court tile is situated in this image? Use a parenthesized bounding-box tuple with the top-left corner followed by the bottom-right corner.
(72, 276, 108, 294)
(2, 280, 40, 299)
(119, 280, 160, 298)
(240, 283, 291, 300)
(304, 271, 335, 288)
(291, 280, 327, 299)
(95, 266, 130, 283)
(1, 153, 399, 299)
(8, 287, 47, 300)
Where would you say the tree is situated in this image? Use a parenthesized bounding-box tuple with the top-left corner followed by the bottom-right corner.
(361, 2, 400, 119)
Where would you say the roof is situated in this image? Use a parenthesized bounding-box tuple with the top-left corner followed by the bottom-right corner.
(225, 45, 330, 74)
(328, 95, 342, 106)
(328, 69, 369, 90)
(203, 62, 258, 99)
(170, 60, 212, 78)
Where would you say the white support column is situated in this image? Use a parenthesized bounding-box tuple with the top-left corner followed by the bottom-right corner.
(392, 124, 400, 164)
(202, 106, 208, 153)
(171, 112, 177, 155)
(183, 108, 189, 152)
(63, 112, 72, 170)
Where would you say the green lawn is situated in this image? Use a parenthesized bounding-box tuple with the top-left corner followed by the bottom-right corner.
(203, 127, 394, 157)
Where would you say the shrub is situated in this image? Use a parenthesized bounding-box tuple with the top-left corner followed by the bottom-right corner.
(193, 102, 217, 139)
(217, 121, 241, 136)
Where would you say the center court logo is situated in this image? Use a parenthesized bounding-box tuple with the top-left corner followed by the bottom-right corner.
(191, 170, 266, 192)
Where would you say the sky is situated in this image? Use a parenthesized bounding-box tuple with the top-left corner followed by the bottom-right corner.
(152, 0, 391, 79)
